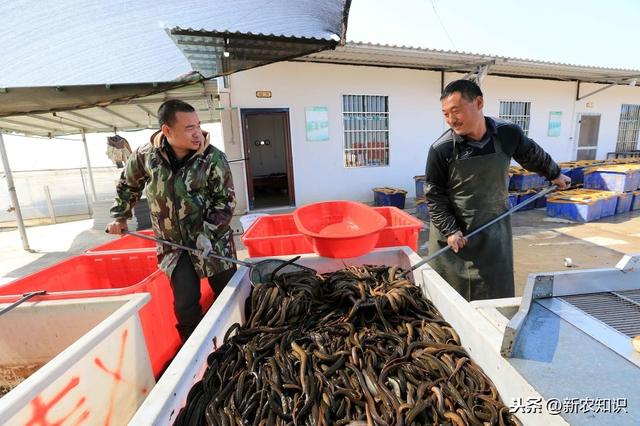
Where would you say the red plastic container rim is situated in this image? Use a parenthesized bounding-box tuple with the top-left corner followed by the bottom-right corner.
(293, 200, 387, 239)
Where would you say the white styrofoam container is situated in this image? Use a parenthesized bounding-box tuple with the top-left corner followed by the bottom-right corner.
(131, 247, 562, 425)
(0, 294, 155, 425)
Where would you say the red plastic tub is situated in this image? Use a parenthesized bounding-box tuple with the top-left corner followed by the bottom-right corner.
(0, 252, 213, 378)
(293, 201, 387, 258)
(86, 229, 156, 253)
(242, 207, 422, 257)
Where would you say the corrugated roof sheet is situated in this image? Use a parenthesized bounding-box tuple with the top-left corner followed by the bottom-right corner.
(0, 81, 220, 137)
(0, 0, 350, 137)
(1, 0, 350, 87)
(299, 42, 640, 84)
(169, 29, 340, 77)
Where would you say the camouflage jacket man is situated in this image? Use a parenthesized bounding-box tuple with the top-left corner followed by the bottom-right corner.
(110, 130, 236, 277)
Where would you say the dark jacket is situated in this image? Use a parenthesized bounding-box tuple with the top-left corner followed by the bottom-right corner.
(425, 117, 561, 237)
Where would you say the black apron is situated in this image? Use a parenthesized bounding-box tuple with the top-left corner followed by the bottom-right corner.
(428, 134, 515, 301)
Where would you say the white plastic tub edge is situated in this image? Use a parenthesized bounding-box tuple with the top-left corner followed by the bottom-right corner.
(0, 293, 155, 425)
(420, 269, 568, 425)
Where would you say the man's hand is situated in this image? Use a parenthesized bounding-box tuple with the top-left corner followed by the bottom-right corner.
(447, 230, 467, 253)
(551, 173, 571, 190)
(105, 219, 128, 235)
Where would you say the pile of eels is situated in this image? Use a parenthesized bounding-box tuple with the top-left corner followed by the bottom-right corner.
(175, 265, 520, 426)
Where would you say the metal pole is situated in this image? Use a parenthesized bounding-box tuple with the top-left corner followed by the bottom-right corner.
(81, 130, 97, 204)
(79, 168, 93, 215)
(0, 132, 31, 251)
(43, 185, 56, 223)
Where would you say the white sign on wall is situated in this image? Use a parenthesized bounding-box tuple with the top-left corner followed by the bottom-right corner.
(305, 106, 329, 141)
(548, 111, 562, 137)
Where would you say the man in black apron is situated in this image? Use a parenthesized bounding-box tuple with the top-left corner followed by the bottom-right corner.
(425, 79, 571, 301)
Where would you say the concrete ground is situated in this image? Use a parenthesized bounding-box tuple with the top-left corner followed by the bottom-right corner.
(1, 208, 639, 297)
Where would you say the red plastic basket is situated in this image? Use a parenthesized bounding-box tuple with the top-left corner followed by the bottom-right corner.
(242, 207, 422, 257)
(0, 252, 213, 378)
(374, 207, 422, 251)
(240, 213, 313, 257)
(293, 201, 387, 258)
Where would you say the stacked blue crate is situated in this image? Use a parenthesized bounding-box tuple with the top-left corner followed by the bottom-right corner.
(414, 175, 426, 199)
(584, 167, 640, 192)
(516, 190, 537, 211)
(616, 192, 633, 214)
(415, 198, 429, 221)
(632, 190, 640, 210)
(547, 197, 603, 222)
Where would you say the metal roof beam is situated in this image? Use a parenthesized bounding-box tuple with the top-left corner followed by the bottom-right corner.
(98, 106, 141, 127)
(136, 104, 158, 119)
(26, 114, 85, 130)
(0, 117, 57, 132)
(62, 111, 114, 128)
(576, 81, 617, 101)
(109, 93, 214, 106)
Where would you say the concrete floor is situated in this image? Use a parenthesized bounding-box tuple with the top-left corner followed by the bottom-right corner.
(1, 209, 639, 297)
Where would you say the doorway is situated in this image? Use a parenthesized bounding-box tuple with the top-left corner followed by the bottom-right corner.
(241, 109, 295, 210)
(576, 114, 601, 160)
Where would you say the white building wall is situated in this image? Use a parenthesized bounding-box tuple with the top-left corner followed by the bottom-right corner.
(474, 75, 578, 162)
(230, 62, 442, 207)
(572, 82, 640, 158)
(228, 61, 640, 209)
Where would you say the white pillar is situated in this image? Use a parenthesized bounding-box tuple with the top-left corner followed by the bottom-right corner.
(0, 132, 31, 251)
(81, 130, 97, 204)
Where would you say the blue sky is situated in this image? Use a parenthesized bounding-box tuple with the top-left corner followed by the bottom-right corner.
(348, 0, 640, 70)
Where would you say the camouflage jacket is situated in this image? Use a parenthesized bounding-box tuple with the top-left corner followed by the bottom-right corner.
(110, 130, 236, 277)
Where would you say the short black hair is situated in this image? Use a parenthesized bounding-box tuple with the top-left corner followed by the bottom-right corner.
(440, 79, 483, 102)
(157, 99, 196, 127)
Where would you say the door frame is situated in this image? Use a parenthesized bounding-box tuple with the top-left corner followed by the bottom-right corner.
(240, 108, 296, 210)
(574, 112, 601, 160)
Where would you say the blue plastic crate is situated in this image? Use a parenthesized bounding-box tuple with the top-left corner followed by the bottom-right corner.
(509, 173, 542, 191)
(568, 167, 585, 185)
(414, 175, 426, 199)
(633, 191, 640, 211)
(616, 192, 633, 214)
(546, 199, 602, 222)
(584, 170, 640, 192)
(373, 188, 407, 209)
(516, 191, 537, 211)
(415, 198, 429, 221)
(508, 193, 518, 208)
(534, 191, 548, 209)
(599, 194, 618, 218)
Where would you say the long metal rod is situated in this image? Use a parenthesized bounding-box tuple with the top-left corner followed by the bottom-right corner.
(81, 130, 97, 204)
(0, 291, 46, 317)
(408, 185, 558, 273)
(122, 230, 253, 267)
(0, 132, 31, 251)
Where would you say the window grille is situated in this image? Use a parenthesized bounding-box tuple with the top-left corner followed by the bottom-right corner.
(616, 104, 640, 152)
(343, 95, 389, 167)
(499, 101, 531, 136)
